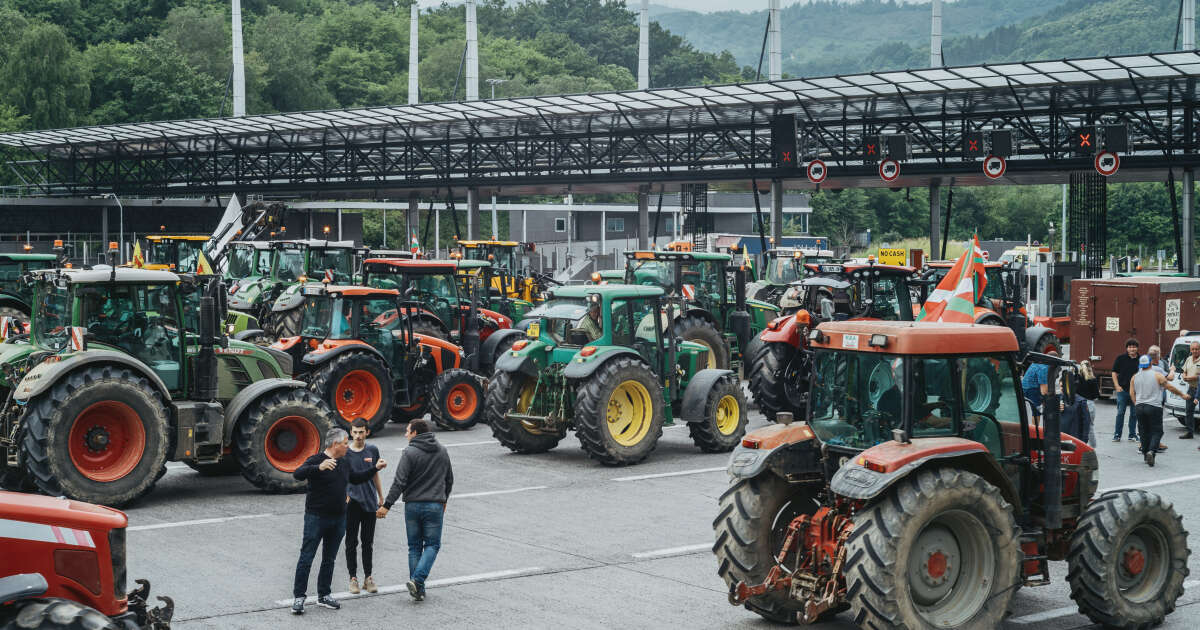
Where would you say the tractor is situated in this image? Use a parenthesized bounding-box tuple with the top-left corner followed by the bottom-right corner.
(456, 239, 543, 301)
(0, 265, 333, 506)
(485, 284, 748, 466)
(0, 490, 174, 629)
(271, 283, 485, 433)
(0, 252, 57, 326)
(622, 250, 779, 370)
(744, 247, 837, 307)
(716, 320, 1189, 628)
(748, 260, 919, 421)
(139, 235, 209, 273)
(455, 259, 534, 321)
(922, 259, 1060, 354)
(227, 240, 354, 336)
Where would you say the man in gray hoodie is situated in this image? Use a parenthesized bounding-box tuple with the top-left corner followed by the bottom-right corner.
(376, 419, 453, 601)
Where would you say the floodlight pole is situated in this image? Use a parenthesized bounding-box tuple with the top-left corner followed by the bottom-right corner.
(638, 0, 650, 89)
(931, 0, 943, 67)
(408, 3, 419, 105)
(232, 0, 246, 116)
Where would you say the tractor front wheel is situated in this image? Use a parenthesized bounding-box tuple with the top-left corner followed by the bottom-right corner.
(688, 373, 747, 453)
(674, 315, 730, 370)
(486, 370, 562, 453)
(2, 598, 119, 630)
(431, 369, 485, 431)
(309, 351, 393, 434)
(1067, 489, 1190, 628)
(574, 357, 664, 466)
(843, 468, 1021, 630)
(748, 341, 806, 422)
(267, 306, 304, 339)
(235, 388, 332, 493)
(1032, 332, 1060, 355)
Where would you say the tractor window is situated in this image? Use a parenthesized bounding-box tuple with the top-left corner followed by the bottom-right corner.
(299, 295, 333, 339)
(525, 298, 588, 344)
(226, 246, 255, 279)
(680, 261, 724, 304)
(255, 249, 272, 274)
(766, 256, 803, 284)
(610, 297, 659, 346)
(33, 282, 71, 351)
(175, 241, 203, 273)
(809, 350, 904, 450)
(80, 284, 182, 386)
(626, 260, 671, 287)
(911, 357, 959, 437)
(954, 356, 1020, 458)
(310, 249, 353, 283)
(146, 240, 172, 267)
(983, 268, 1006, 302)
(412, 273, 458, 301)
(276, 249, 305, 281)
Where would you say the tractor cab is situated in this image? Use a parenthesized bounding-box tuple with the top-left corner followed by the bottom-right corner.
(455, 259, 534, 321)
(623, 250, 779, 333)
(224, 241, 272, 284)
(362, 258, 512, 343)
(456, 240, 537, 301)
(780, 261, 917, 321)
(141, 235, 209, 272)
(0, 252, 57, 321)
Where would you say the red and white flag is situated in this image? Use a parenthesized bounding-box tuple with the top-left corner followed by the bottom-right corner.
(918, 235, 988, 323)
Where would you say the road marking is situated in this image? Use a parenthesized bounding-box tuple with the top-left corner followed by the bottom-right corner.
(273, 567, 544, 606)
(128, 513, 274, 532)
(1008, 579, 1200, 624)
(452, 486, 547, 499)
(631, 543, 711, 559)
(1100, 473, 1200, 492)
(443, 440, 497, 448)
(612, 467, 726, 482)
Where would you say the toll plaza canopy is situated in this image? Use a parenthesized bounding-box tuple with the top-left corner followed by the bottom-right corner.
(3, 49, 1200, 196)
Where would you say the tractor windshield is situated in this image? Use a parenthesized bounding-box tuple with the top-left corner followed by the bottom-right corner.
(765, 256, 804, 284)
(299, 294, 346, 339)
(808, 349, 905, 450)
(174, 240, 203, 273)
(626, 260, 671, 287)
(526, 298, 588, 344)
(276, 249, 305, 281)
(410, 273, 458, 301)
(310, 248, 353, 283)
(226, 246, 256, 279)
(33, 282, 71, 351)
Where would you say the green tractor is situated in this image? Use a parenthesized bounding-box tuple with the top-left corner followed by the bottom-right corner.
(744, 247, 836, 307)
(623, 250, 779, 370)
(227, 240, 356, 338)
(485, 284, 748, 466)
(456, 259, 535, 322)
(0, 252, 58, 325)
(0, 267, 334, 506)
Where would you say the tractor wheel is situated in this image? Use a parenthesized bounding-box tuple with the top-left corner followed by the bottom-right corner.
(268, 306, 304, 339)
(962, 358, 1002, 416)
(1066, 489, 1190, 629)
(1032, 332, 1060, 355)
(688, 373, 747, 453)
(741, 334, 763, 380)
(484, 335, 520, 376)
(574, 356, 664, 466)
(20, 367, 170, 507)
(235, 388, 332, 493)
(2, 598, 119, 630)
(843, 468, 1021, 630)
(430, 369, 485, 431)
(391, 397, 428, 423)
(486, 370, 562, 453)
(748, 341, 806, 422)
(185, 455, 241, 476)
(713, 473, 822, 623)
(309, 352, 393, 434)
(673, 315, 730, 370)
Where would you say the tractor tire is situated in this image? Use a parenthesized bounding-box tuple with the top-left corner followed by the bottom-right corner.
(20, 367, 170, 507)
(486, 370, 563, 453)
(309, 351, 393, 434)
(713, 473, 822, 623)
(962, 358, 1002, 416)
(748, 341, 805, 422)
(1032, 332, 1060, 355)
(484, 334, 520, 377)
(673, 315, 730, 370)
(574, 356, 664, 466)
(0, 305, 28, 328)
(2, 598, 119, 630)
(268, 306, 304, 339)
(185, 455, 241, 476)
(391, 397, 428, 423)
(688, 373, 747, 453)
(741, 334, 763, 381)
(234, 388, 332, 493)
(1066, 489, 1190, 629)
(430, 369, 485, 431)
(843, 468, 1021, 630)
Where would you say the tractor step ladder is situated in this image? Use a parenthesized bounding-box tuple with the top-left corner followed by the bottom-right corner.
(1019, 529, 1052, 586)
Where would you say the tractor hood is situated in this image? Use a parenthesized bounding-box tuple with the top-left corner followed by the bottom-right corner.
(229, 277, 273, 309)
(745, 298, 780, 312)
(0, 490, 126, 531)
(271, 282, 316, 312)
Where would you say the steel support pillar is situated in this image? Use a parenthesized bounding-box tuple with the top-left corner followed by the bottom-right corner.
(1185, 168, 1195, 276)
(771, 180, 783, 245)
(435, 210, 440, 258)
(101, 207, 108, 261)
(337, 208, 343, 241)
(407, 193, 418, 249)
(930, 179, 942, 260)
(468, 188, 480, 240)
(637, 184, 650, 249)
(601, 210, 607, 259)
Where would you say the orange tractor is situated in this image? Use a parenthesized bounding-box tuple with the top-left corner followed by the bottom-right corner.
(717, 320, 1189, 628)
(0, 490, 172, 628)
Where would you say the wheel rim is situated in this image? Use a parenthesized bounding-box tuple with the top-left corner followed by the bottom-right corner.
(965, 371, 994, 413)
(906, 509, 996, 626)
(690, 338, 717, 369)
(67, 401, 146, 482)
(265, 415, 320, 472)
(445, 382, 479, 421)
(606, 380, 652, 446)
(1116, 523, 1171, 603)
(514, 379, 536, 414)
(335, 369, 383, 421)
(868, 361, 895, 406)
(715, 394, 740, 435)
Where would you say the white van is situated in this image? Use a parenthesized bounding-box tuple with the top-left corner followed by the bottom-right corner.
(1164, 332, 1200, 425)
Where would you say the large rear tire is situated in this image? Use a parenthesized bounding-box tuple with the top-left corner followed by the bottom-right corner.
(574, 357, 664, 466)
(20, 367, 170, 507)
(1032, 332, 1060, 355)
(748, 340, 805, 422)
(308, 351, 393, 434)
(235, 388, 332, 493)
(688, 373, 747, 453)
(486, 370, 562, 453)
(2, 598, 119, 630)
(430, 369, 485, 431)
(843, 468, 1020, 630)
(713, 473, 821, 623)
(674, 315, 730, 370)
(1067, 489, 1190, 629)
(267, 305, 304, 339)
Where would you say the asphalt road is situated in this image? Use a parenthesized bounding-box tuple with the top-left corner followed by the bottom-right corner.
(123, 398, 1200, 630)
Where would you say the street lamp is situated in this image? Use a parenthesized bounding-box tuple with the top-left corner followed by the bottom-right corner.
(486, 78, 508, 100)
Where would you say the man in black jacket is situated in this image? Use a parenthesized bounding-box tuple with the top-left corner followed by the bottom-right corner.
(291, 428, 387, 615)
(377, 419, 453, 601)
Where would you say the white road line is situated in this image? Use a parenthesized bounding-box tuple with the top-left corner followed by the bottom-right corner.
(1008, 579, 1200, 624)
(272, 567, 544, 606)
(443, 440, 497, 448)
(611, 467, 726, 482)
(631, 543, 710, 559)
(452, 486, 547, 499)
(1100, 473, 1200, 492)
(128, 513, 274, 532)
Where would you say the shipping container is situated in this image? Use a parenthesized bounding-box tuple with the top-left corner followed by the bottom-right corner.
(1069, 276, 1200, 394)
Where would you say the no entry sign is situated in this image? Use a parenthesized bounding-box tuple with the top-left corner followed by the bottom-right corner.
(807, 159, 827, 184)
(983, 155, 1006, 179)
(878, 158, 900, 182)
(1095, 151, 1120, 177)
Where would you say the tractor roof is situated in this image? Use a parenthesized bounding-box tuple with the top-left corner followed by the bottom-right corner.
(624, 250, 731, 262)
(0, 253, 57, 262)
(811, 320, 1019, 355)
(458, 240, 521, 247)
(926, 260, 1004, 268)
(455, 260, 491, 269)
(45, 267, 180, 284)
(145, 235, 209, 241)
(327, 286, 400, 297)
(552, 284, 665, 299)
(806, 262, 915, 274)
(363, 258, 456, 271)
(0, 490, 126, 530)
(274, 239, 356, 249)
(231, 240, 271, 249)
(365, 249, 417, 259)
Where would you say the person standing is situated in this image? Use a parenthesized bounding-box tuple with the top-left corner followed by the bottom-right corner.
(1180, 342, 1200, 440)
(1131, 355, 1191, 467)
(291, 428, 387, 615)
(345, 419, 383, 595)
(377, 419, 453, 602)
(1148, 345, 1170, 452)
(1022, 350, 1057, 421)
(1112, 338, 1141, 442)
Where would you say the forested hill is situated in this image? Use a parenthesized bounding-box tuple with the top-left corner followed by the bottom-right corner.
(0, 0, 745, 133)
(654, 0, 1190, 78)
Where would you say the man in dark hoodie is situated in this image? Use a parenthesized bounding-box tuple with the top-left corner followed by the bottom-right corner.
(377, 419, 453, 601)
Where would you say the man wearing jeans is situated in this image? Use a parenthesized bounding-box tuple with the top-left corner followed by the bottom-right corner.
(1112, 338, 1141, 442)
(1181, 342, 1200, 440)
(377, 418, 453, 601)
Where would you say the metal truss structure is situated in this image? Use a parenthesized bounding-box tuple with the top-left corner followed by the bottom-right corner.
(3, 51, 1200, 196)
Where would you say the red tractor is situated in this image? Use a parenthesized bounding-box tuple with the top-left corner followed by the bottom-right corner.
(716, 320, 1189, 628)
(0, 490, 172, 629)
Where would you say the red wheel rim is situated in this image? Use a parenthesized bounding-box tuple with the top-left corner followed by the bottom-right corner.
(265, 415, 320, 472)
(334, 369, 383, 421)
(445, 383, 478, 421)
(67, 401, 146, 482)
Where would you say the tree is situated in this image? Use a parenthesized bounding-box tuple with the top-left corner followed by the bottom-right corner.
(1, 22, 89, 129)
(810, 189, 873, 247)
(84, 37, 221, 124)
(248, 8, 336, 112)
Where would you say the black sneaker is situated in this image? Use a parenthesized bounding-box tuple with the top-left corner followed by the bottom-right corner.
(406, 580, 420, 600)
(291, 597, 305, 615)
(1181, 433, 1194, 439)
(1148, 451, 1157, 467)
(317, 595, 340, 610)
(416, 588, 426, 601)
(1129, 436, 1139, 442)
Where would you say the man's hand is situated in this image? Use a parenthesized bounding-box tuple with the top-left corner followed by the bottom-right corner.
(318, 458, 337, 471)
(376, 507, 389, 519)
(375, 458, 387, 470)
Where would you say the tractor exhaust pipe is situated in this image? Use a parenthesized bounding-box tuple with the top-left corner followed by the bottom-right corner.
(730, 264, 751, 359)
(464, 278, 481, 373)
(1042, 364, 1063, 529)
(196, 278, 220, 401)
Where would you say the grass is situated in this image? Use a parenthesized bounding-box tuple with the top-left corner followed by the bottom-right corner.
(851, 237, 968, 262)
